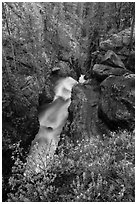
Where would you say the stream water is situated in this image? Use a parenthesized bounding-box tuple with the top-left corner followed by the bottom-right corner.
(25, 77, 78, 175)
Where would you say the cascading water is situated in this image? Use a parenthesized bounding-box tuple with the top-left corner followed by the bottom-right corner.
(25, 77, 78, 175)
(79, 74, 86, 83)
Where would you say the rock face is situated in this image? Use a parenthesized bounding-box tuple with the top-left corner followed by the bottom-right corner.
(62, 79, 110, 144)
(3, 74, 55, 151)
(62, 74, 135, 145)
(92, 50, 131, 82)
(98, 74, 135, 130)
(101, 50, 126, 68)
(61, 47, 135, 144)
(93, 64, 128, 81)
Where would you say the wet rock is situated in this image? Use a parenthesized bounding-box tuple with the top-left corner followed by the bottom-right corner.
(93, 64, 129, 82)
(98, 74, 135, 130)
(101, 50, 126, 69)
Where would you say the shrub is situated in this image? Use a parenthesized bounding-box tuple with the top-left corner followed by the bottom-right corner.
(7, 130, 135, 202)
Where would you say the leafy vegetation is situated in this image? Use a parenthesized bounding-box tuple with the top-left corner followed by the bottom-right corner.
(7, 131, 134, 202)
(2, 2, 135, 202)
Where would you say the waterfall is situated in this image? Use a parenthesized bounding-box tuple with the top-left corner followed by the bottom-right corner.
(25, 77, 78, 175)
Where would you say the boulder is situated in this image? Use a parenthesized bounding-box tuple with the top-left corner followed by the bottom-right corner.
(98, 74, 135, 130)
(99, 28, 135, 74)
(100, 39, 115, 51)
(101, 50, 126, 69)
(93, 64, 129, 81)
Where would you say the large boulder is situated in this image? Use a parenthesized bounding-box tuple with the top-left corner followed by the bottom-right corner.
(98, 74, 135, 130)
(101, 50, 126, 69)
(92, 64, 129, 82)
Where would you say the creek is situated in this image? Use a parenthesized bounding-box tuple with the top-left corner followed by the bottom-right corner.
(25, 77, 78, 174)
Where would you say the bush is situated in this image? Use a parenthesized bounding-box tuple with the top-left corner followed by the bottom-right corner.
(7, 130, 135, 202)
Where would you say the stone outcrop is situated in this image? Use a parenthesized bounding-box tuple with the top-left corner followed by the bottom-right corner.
(61, 79, 111, 144)
(101, 50, 126, 68)
(92, 64, 128, 81)
(61, 47, 135, 144)
(92, 50, 131, 82)
(98, 74, 135, 131)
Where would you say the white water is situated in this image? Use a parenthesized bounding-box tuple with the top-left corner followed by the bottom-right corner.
(79, 74, 86, 83)
(54, 77, 78, 100)
(25, 77, 78, 174)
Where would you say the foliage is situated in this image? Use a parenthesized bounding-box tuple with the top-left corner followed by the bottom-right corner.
(3, 2, 134, 75)
(7, 130, 135, 202)
(81, 2, 135, 72)
(2, 2, 135, 201)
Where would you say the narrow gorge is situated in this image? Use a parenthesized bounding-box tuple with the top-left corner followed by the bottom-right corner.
(2, 2, 135, 202)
